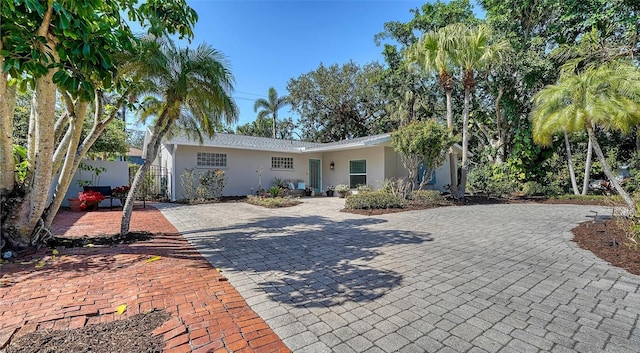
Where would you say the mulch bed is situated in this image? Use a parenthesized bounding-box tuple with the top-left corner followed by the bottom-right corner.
(47, 232, 154, 248)
(6, 310, 170, 353)
(572, 218, 640, 276)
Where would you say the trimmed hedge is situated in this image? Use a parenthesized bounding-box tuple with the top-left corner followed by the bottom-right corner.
(411, 190, 443, 206)
(345, 191, 404, 209)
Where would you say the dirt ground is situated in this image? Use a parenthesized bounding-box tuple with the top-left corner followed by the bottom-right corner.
(572, 218, 640, 276)
(5, 310, 170, 353)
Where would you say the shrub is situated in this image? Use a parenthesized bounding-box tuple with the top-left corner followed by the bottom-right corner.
(468, 163, 517, 197)
(247, 195, 300, 208)
(180, 168, 200, 204)
(345, 191, 404, 210)
(520, 181, 563, 196)
(267, 185, 282, 198)
(335, 184, 350, 192)
(411, 190, 443, 206)
(520, 181, 545, 196)
(378, 178, 412, 202)
(180, 168, 227, 203)
(356, 184, 372, 192)
(198, 169, 227, 200)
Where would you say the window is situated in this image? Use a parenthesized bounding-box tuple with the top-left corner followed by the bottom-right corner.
(197, 152, 227, 167)
(272, 156, 294, 169)
(349, 160, 367, 188)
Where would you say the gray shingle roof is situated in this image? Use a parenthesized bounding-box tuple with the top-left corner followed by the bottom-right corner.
(164, 133, 392, 153)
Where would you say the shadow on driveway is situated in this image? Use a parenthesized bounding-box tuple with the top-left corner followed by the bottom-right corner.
(184, 215, 434, 308)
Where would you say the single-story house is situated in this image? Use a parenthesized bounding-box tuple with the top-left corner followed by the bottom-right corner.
(145, 131, 461, 200)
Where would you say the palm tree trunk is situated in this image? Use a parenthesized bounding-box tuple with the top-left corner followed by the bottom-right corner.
(272, 114, 276, 139)
(587, 126, 634, 210)
(445, 89, 458, 197)
(582, 134, 593, 195)
(564, 130, 579, 195)
(121, 111, 174, 235)
(458, 86, 471, 198)
(495, 87, 505, 164)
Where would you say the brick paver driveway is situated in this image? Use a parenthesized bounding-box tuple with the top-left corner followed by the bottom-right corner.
(157, 199, 640, 353)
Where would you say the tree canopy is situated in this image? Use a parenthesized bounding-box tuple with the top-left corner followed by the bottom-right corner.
(1, 0, 199, 249)
(287, 62, 387, 142)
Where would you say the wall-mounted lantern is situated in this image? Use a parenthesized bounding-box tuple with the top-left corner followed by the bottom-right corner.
(330, 161, 335, 170)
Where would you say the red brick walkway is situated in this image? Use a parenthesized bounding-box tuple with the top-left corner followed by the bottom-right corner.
(0, 206, 290, 353)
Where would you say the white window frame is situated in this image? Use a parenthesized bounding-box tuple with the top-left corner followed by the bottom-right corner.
(197, 152, 227, 168)
(349, 159, 367, 188)
(271, 156, 294, 170)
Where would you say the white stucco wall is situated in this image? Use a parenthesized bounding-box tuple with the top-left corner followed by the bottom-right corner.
(171, 145, 323, 199)
(321, 146, 387, 190)
(61, 160, 129, 207)
(160, 141, 458, 199)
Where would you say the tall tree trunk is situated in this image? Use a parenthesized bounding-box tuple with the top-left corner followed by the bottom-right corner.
(564, 130, 580, 195)
(45, 91, 125, 228)
(445, 88, 458, 197)
(494, 87, 505, 164)
(4, 5, 58, 248)
(582, 134, 593, 195)
(43, 100, 88, 228)
(458, 85, 471, 198)
(121, 108, 174, 235)
(0, 67, 15, 195)
(51, 94, 79, 176)
(587, 126, 634, 210)
(6, 73, 57, 247)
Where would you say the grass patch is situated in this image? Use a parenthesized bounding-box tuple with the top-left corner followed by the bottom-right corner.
(247, 195, 301, 208)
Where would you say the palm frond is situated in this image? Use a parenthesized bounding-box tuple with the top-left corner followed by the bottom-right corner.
(531, 62, 640, 145)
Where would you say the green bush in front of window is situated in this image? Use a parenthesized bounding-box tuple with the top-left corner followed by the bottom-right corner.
(345, 191, 404, 210)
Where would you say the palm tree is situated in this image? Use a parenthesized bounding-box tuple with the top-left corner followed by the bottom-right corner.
(552, 29, 632, 195)
(120, 38, 238, 235)
(453, 24, 510, 198)
(406, 26, 459, 196)
(254, 87, 289, 139)
(531, 63, 640, 210)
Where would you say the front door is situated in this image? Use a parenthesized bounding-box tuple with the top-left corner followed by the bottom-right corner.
(308, 159, 321, 192)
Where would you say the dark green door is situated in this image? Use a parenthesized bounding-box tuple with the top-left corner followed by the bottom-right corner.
(309, 159, 321, 192)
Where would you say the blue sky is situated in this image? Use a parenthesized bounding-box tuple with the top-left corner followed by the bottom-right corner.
(178, 0, 427, 128)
